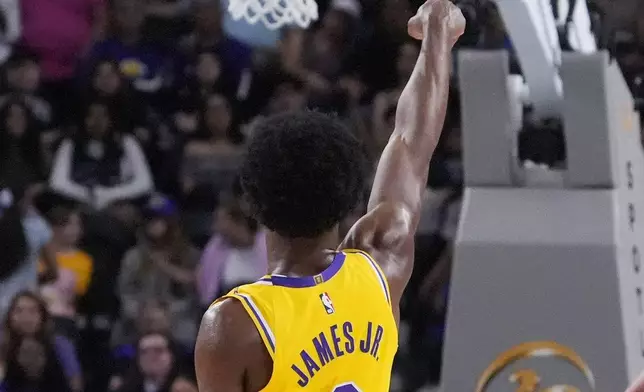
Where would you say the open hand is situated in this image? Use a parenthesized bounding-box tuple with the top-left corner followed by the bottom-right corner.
(408, 0, 465, 46)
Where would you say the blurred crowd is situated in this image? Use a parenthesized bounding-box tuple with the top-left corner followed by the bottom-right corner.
(0, 0, 642, 391)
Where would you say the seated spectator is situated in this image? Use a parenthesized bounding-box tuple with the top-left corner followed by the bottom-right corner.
(39, 206, 93, 340)
(262, 75, 307, 116)
(175, 50, 232, 135)
(280, 0, 362, 112)
(181, 94, 243, 202)
(0, 98, 46, 185)
(1, 51, 52, 128)
(87, 58, 174, 186)
(118, 195, 200, 347)
(348, 0, 413, 93)
(0, 182, 56, 318)
(144, 0, 193, 44)
(113, 299, 171, 349)
(20, 0, 106, 126)
(112, 332, 181, 392)
(49, 99, 154, 210)
(179, 0, 251, 90)
(89, 59, 149, 135)
(0, 185, 29, 318)
(197, 193, 267, 306)
(616, 7, 644, 109)
(87, 0, 174, 109)
(0, 292, 81, 392)
(0, 0, 20, 65)
(110, 300, 188, 389)
(0, 337, 71, 392)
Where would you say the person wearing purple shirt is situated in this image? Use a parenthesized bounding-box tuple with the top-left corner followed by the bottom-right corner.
(178, 0, 252, 91)
(196, 194, 267, 307)
(84, 0, 175, 110)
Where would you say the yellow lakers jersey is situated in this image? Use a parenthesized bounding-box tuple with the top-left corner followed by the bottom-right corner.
(214, 249, 398, 392)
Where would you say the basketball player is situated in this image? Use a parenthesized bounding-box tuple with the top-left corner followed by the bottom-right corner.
(194, 1, 465, 391)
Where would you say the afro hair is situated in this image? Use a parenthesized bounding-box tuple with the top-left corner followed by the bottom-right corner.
(240, 111, 369, 238)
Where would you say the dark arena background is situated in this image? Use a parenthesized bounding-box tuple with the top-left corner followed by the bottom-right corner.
(0, 0, 642, 391)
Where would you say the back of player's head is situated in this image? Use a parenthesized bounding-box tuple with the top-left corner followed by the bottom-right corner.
(241, 111, 368, 238)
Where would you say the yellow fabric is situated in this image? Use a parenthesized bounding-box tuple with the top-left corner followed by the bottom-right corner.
(213, 250, 398, 392)
(39, 250, 94, 296)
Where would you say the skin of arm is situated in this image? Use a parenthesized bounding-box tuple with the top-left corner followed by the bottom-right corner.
(341, 0, 465, 323)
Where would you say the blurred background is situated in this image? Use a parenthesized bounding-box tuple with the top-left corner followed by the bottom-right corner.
(0, 0, 640, 391)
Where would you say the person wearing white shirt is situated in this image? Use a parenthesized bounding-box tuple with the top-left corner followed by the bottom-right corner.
(49, 100, 154, 210)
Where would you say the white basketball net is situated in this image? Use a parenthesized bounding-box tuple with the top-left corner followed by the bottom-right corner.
(227, 0, 319, 30)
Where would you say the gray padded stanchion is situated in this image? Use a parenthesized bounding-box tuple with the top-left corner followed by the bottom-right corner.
(441, 52, 644, 392)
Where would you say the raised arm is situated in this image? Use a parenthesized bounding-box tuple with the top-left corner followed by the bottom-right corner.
(341, 0, 464, 317)
(627, 373, 644, 392)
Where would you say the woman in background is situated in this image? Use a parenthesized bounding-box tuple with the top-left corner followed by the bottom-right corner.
(117, 195, 200, 347)
(180, 93, 243, 200)
(39, 206, 94, 341)
(0, 98, 45, 184)
(114, 332, 180, 392)
(196, 192, 267, 307)
(0, 336, 71, 392)
(49, 99, 153, 210)
(0, 291, 82, 392)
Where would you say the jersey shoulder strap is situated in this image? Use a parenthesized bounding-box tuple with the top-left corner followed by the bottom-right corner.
(211, 282, 277, 358)
(342, 248, 392, 305)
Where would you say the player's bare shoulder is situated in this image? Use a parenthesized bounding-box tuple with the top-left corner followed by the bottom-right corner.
(195, 298, 272, 392)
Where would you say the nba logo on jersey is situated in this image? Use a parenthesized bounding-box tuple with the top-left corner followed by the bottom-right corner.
(320, 292, 334, 314)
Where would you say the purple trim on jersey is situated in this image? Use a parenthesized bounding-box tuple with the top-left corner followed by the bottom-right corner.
(359, 251, 391, 304)
(239, 295, 276, 352)
(267, 252, 346, 288)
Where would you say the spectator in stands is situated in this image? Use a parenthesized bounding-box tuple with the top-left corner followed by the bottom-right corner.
(0, 185, 29, 318)
(0, 337, 71, 392)
(49, 99, 154, 210)
(39, 206, 93, 340)
(20, 0, 106, 126)
(617, 3, 644, 109)
(350, 0, 413, 93)
(1, 51, 52, 128)
(144, 0, 193, 44)
(118, 195, 200, 347)
(0, 0, 20, 65)
(115, 332, 180, 392)
(180, 93, 243, 202)
(89, 59, 148, 135)
(281, 0, 361, 110)
(179, 0, 251, 89)
(88, 0, 173, 108)
(263, 75, 307, 116)
(0, 98, 46, 185)
(197, 192, 267, 306)
(175, 50, 233, 135)
(0, 291, 82, 392)
(477, 2, 512, 50)
(0, 181, 57, 319)
(109, 300, 176, 390)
